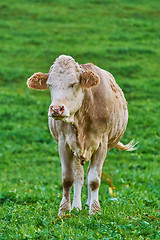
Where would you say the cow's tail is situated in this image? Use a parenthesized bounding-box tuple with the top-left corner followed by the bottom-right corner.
(115, 140, 138, 151)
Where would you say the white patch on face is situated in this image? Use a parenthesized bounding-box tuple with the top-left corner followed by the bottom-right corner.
(47, 56, 84, 122)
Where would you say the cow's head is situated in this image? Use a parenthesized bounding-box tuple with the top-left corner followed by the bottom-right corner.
(27, 55, 100, 122)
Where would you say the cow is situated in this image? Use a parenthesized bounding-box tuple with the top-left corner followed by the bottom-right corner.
(27, 55, 136, 215)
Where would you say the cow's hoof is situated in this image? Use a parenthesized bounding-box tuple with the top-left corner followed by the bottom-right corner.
(58, 200, 71, 216)
(71, 201, 82, 211)
(89, 200, 101, 215)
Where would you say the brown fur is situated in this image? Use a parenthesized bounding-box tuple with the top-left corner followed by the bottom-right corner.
(80, 70, 100, 89)
(90, 180, 99, 191)
(27, 72, 48, 90)
(72, 63, 128, 156)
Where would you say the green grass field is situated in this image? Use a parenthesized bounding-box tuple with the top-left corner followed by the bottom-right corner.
(0, 0, 160, 239)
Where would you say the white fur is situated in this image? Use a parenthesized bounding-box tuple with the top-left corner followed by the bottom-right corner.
(72, 159, 84, 210)
(88, 166, 100, 207)
(47, 55, 84, 123)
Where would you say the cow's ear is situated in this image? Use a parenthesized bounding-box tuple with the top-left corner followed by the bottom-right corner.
(27, 72, 49, 90)
(80, 70, 100, 89)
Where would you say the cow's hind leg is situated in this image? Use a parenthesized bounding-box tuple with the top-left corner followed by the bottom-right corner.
(88, 136, 108, 214)
(71, 158, 84, 210)
(58, 136, 75, 216)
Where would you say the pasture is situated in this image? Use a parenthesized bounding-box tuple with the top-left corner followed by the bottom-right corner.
(0, 0, 159, 239)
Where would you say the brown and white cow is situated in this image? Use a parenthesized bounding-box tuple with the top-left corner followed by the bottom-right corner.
(27, 55, 136, 215)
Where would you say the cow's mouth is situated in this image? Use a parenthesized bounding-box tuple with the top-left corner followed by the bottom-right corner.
(49, 114, 68, 120)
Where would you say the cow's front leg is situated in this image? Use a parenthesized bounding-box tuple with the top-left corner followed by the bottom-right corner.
(58, 135, 75, 216)
(71, 158, 84, 210)
(88, 137, 108, 214)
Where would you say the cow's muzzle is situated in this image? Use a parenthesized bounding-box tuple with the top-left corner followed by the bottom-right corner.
(49, 105, 66, 119)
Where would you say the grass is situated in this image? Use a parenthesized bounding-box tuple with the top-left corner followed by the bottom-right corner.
(0, 0, 160, 239)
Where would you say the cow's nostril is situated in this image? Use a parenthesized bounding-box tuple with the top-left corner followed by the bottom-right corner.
(53, 108, 58, 114)
(59, 106, 64, 112)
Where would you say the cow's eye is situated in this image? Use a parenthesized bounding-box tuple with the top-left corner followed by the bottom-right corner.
(70, 82, 78, 88)
(47, 83, 52, 88)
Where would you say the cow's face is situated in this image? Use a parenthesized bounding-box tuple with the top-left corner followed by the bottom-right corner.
(47, 63, 84, 121)
(27, 55, 100, 122)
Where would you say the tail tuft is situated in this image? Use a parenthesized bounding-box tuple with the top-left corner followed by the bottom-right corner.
(115, 140, 138, 151)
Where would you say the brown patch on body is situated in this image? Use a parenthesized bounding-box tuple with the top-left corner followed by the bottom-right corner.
(90, 180, 99, 191)
(110, 82, 117, 93)
(62, 179, 74, 189)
